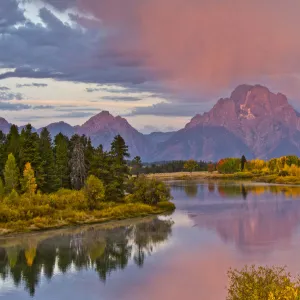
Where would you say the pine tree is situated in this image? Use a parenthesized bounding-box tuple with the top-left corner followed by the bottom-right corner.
(108, 135, 130, 201)
(6, 125, 20, 163)
(131, 156, 142, 176)
(241, 155, 247, 171)
(0, 130, 7, 177)
(19, 124, 43, 188)
(22, 162, 37, 197)
(4, 153, 20, 193)
(70, 137, 86, 190)
(39, 128, 58, 193)
(89, 145, 109, 177)
(54, 133, 70, 189)
(0, 178, 4, 199)
(85, 137, 94, 174)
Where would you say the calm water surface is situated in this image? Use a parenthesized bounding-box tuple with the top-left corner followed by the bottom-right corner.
(1, 181, 300, 300)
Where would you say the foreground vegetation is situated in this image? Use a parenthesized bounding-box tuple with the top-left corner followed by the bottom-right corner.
(0, 125, 174, 234)
(227, 265, 300, 300)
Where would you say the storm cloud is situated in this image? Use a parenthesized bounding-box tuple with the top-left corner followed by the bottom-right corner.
(1, 0, 300, 107)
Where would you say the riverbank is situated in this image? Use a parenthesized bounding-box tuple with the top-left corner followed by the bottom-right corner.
(147, 171, 300, 185)
(0, 201, 175, 236)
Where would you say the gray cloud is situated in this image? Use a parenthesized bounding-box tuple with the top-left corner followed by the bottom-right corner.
(86, 88, 101, 93)
(0, 102, 30, 111)
(68, 13, 102, 28)
(55, 112, 94, 118)
(32, 105, 54, 109)
(0, 91, 23, 100)
(101, 96, 142, 102)
(0, 0, 26, 31)
(0, 6, 155, 88)
(128, 102, 205, 117)
(16, 83, 48, 88)
(0, 87, 10, 91)
(41, 0, 77, 11)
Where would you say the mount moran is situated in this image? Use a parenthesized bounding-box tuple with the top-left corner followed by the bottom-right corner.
(1, 84, 300, 162)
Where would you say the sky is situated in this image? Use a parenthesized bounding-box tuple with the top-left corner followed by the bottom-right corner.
(1, 0, 300, 133)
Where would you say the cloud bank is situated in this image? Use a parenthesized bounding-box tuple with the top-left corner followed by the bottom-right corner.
(76, 0, 300, 93)
(2, 0, 300, 114)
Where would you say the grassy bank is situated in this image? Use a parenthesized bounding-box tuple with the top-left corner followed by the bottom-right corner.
(0, 198, 175, 235)
(147, 171, 300, 185)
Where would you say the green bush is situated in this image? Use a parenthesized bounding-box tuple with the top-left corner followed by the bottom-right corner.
(227, 265, 300, 300)
(127, 176, 172, 205)
(217, 158, 241, 174)
(84, 175, 105, 209)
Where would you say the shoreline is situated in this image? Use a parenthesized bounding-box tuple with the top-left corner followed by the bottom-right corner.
(146, 172, 300, 185)
(0, 202, 175, 236)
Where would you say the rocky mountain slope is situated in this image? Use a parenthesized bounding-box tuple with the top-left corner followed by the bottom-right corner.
(77, 111, 151, 158)
(153, 84, 300, 161)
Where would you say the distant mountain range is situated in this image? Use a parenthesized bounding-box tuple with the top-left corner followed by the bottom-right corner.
(2, 84, 300, 161)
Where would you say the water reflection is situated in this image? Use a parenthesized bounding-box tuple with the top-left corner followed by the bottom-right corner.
(171, 180, 300, 200)
(0, 217, 173, 297)
(173, 181, 300, 254)
(184, 183, 198, 198)
(3, 181, 300, 300)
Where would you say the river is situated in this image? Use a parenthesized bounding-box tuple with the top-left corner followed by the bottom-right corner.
(1, 180, 300, 300)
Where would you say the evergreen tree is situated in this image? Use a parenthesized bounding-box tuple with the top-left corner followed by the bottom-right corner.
(22, 163, 37, 197)
(241, 155, 247, 171)
(39, 128, 58, 193)
(85, 137, 94, 174)
(0, 130, 7, 177)
(4, 153, 19, 193)
(70, 137, 86, 190)
(6, 125, 20, 163)
(0, 178, 4, 199)
(131, 156, 142, 176)
(19, 124, 43, 188)
(89, 145, 106, 178)
(54, 133, 70, 189)
(108, 135, 130, 201)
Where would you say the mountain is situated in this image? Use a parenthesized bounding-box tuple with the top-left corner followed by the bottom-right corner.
(152, 126, 252, 161)
(77, 111, 151, 158)
(38, 121, 75, 138)
(145, 132, 175, 145)
(0, 118, 11, 134)
(153, 84, 300, 161)
(1, 84, 300, 161)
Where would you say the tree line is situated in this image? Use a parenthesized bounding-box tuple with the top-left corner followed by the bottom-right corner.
(131, 159, 211, 175)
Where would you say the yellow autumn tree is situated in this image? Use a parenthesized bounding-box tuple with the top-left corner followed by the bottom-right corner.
(22, 162, 37, 197)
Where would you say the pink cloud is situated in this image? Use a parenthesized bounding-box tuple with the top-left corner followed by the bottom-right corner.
(78, 0, 300, 94)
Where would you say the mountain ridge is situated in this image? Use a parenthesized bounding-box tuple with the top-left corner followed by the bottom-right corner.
(2, 84, 300, 161)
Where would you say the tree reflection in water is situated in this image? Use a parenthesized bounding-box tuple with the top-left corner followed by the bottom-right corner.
(184, 183, 198, 198)
(0, 217, 173, 296)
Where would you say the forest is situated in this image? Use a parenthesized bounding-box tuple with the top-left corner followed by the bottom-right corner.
(136, 160, 210, 174)
(0, 125, 174, 233)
